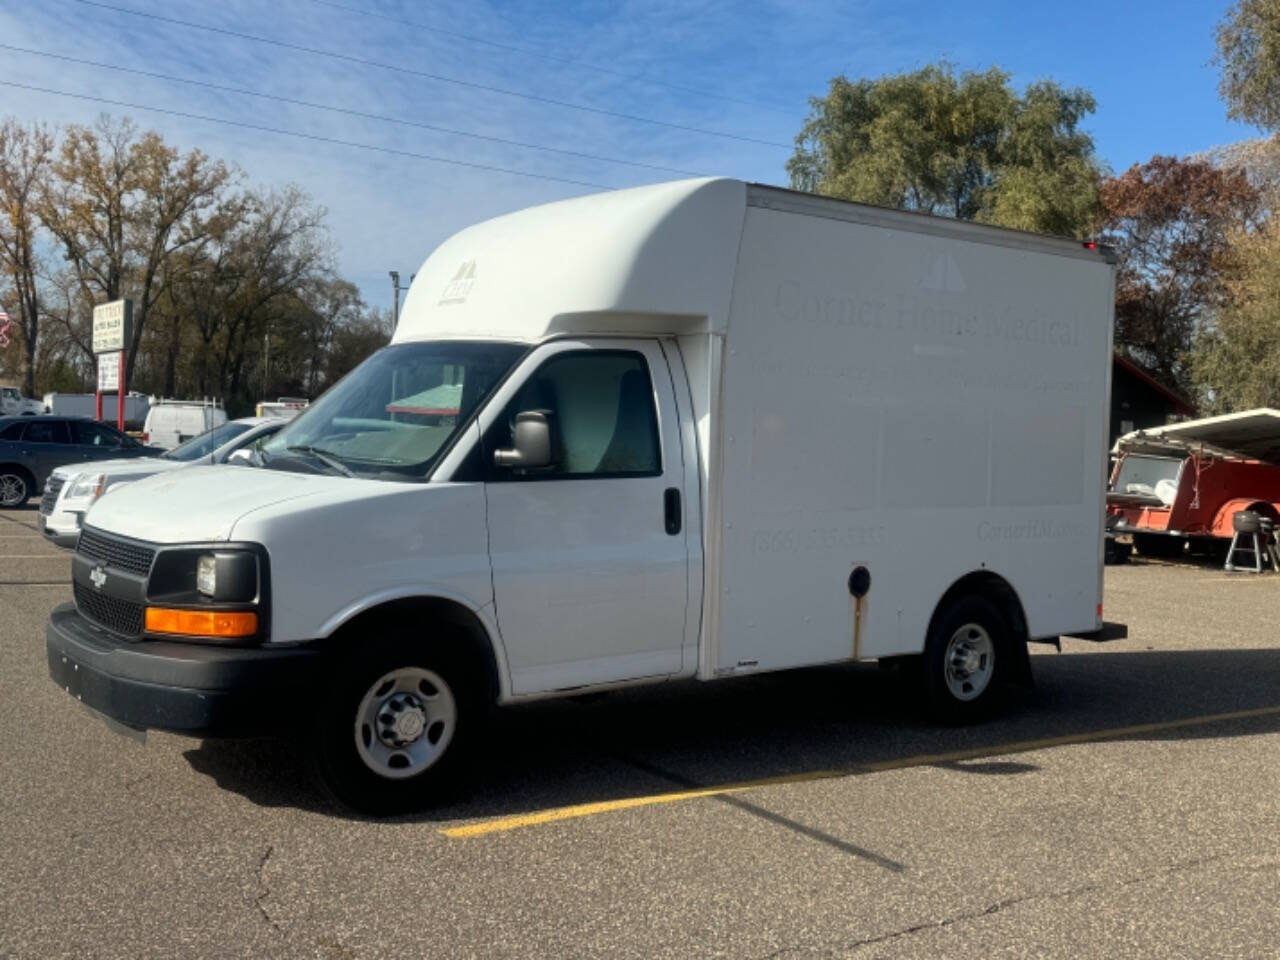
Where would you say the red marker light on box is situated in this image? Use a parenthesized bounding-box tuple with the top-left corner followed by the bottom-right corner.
(1083, 241, 1098, 250)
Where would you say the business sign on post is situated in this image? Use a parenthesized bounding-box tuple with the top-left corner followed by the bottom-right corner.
(92, 299, 131, 429)
(97, 351, 121, 392)
(92, 299, 133, 354)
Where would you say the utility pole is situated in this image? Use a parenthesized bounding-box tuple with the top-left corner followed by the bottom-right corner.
(389, 271, 414, 331)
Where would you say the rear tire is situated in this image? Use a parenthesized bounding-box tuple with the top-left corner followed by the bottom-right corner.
(313, 631, 483, 816)
(0, 469, 31, 508)
(923, 595, 1009, 723)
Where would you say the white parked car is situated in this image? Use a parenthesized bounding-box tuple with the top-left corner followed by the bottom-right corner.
(45, 178, 1123, 815)
(142, 399, 226, 449)
(39, 417, 288, 548)
(0, 384, 45, 416)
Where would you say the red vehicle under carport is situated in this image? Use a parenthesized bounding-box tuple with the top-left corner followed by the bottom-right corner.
(1107, 409, 1280, 559)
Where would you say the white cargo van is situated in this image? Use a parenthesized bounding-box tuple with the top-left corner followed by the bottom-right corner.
(47, 179, 1122, 813)
(142, 399, 226, 449)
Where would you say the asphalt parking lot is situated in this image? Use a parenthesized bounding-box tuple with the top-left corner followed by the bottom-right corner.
(3, 505, 1279, 959)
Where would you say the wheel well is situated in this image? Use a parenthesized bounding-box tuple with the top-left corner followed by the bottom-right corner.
(329, 597, 501, 704)
(928, 571, 1029, 646)
(1245, 500, 1279, 520)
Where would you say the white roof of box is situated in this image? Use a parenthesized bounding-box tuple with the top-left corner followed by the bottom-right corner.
(394, 178, 747, 345)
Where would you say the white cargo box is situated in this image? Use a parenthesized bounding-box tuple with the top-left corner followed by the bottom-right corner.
(399, 179, 1115, 678)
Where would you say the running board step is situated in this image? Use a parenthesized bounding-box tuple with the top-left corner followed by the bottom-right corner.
(1063, 621, 1128, 642)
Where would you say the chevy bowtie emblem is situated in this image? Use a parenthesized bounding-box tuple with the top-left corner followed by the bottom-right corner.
(89, 565, 107, 590)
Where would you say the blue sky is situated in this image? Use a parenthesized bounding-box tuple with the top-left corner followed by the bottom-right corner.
(0, 0, 1257, 311)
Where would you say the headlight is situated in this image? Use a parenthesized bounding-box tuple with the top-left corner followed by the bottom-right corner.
(145, 546, 268, 643)
(196, 554, 217, 596)
(150, 549, 261, 604)
(66, 472, 106, 501)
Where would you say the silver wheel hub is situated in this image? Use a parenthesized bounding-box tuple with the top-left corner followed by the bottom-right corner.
(0, 474, 23, 505)
(354, 667, 457, 780)
(378, 692, 427, 747)
(944, 623, 994, 702)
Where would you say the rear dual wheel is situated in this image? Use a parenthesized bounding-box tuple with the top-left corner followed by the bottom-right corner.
(923, 595, 1009, 723)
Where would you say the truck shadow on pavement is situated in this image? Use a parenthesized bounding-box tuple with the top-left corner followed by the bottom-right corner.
(183, 644, 1280, 825)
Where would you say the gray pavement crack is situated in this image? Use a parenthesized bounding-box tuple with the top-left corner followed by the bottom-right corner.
(761, 852, 1274, 958)
(252, 843, 283, 934)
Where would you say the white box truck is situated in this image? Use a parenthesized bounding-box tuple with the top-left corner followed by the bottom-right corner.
(1, 384, 46, 416)
(46, 179, 1122, 813)
(43, 392, 150, 426)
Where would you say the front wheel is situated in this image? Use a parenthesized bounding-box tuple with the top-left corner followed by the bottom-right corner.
(923, 595, 1008, 723)
(313, 636, 480, 815)
(0, 470, 31, 508)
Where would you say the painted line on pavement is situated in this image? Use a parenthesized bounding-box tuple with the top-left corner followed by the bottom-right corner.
(441, 704, 1280, 839)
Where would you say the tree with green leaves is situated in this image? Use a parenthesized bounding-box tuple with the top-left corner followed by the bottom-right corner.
(1191, 223, 1280, 411)
(788, 64, 1102, 237)
(1216, 0, 1280, 132)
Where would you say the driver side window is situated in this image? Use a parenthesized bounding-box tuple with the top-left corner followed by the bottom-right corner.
(486, 350, 661, 480)
(72, 422, 123, 447)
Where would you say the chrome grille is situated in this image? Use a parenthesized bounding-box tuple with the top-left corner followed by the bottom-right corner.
(73, 582, 144, 637)
(39, 476, 65, 515)
(77, 528, 155, 576)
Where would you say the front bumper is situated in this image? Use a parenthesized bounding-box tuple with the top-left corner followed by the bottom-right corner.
(37, 512, 80, 549)
(46, 602, 321, 737)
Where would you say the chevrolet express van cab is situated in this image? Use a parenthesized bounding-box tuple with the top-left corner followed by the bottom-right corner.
(47, 179, 1121, 813)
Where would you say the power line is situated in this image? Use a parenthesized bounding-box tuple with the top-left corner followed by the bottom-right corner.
(67, 0, 792, 150)
(0, 79, 615, 189)
(303, 0, 795, 116)
(0, 44, 707, 178)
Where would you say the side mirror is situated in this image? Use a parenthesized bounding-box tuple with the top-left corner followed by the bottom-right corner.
(227, 448, 255, 466)
(494, 410, 552, 469)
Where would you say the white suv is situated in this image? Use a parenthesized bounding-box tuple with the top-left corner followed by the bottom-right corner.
(40, 417, 287, 548)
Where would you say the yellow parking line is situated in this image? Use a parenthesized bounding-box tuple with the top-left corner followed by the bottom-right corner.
(441, 704, 1280, 839)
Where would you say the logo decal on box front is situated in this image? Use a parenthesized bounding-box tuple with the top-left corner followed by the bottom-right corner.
(438, 260, 477, 305)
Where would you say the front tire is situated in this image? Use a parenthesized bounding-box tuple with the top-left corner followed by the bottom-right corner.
(923, 595, 1008, 723)
(314, 635, 481, 816)
(0, 469, 31, 508)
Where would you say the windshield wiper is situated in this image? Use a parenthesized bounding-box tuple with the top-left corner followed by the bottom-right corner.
(286, 444, 356, 478)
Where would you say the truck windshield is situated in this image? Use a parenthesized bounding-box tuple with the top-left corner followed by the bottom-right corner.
(261, 340, 526, 479)
(1113, 454, 1184, 504)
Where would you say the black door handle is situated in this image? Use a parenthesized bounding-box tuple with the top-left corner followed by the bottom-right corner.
(664, 487, 681, 535)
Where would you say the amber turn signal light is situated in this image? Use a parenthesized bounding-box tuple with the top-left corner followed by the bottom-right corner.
(145, 607, 258, 638)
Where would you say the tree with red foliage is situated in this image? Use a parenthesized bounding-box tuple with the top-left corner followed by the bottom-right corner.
(1099, 155, 1261, 394)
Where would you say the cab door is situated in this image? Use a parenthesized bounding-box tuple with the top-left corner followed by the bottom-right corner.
(480, 340, 690, 695)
